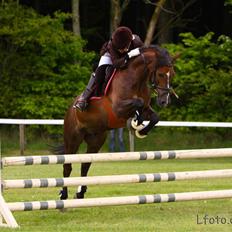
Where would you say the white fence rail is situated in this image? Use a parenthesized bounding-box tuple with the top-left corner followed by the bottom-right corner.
(1, 119, 232, 127)
(1, 119, 232, 155)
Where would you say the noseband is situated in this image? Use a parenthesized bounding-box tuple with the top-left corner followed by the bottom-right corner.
(152, 73, 171, 92)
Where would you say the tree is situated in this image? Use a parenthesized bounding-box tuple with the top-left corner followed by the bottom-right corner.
(144, 0, 198, 45)
(0, 2, 95, 119)
(72, 0, 81, 36)
(110, 0, 130, 32)
(144, 0, 166, 45)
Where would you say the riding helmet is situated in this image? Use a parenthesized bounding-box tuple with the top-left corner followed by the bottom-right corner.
(112, 26, 133, 49)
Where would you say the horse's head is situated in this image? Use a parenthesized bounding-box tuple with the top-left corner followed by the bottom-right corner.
(140, 46, 176, 107)
(154, 63, 175, 107)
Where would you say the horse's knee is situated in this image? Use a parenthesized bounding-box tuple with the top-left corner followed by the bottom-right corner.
(133, 98, 144, 110)
(113, 98, 144, 118)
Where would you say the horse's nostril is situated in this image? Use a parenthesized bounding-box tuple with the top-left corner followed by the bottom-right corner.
(161, 101, 166, 105)
(159, 100, 169, 107)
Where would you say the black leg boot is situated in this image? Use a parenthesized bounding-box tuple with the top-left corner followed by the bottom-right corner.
(73, 73, 96, 111)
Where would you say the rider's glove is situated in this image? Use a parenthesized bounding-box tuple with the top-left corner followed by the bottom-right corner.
(127, 48, 140, 59)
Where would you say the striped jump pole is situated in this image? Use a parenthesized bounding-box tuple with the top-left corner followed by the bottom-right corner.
(7, 189, 232, 212)
(3, 169, 232, 189)
(2, 148, 232, 167)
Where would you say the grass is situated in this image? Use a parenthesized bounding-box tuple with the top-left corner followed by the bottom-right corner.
(2, 160, 232, 231)
(1, 126, 232, 231)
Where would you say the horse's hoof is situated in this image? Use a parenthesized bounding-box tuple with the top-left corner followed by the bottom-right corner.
(131, 118, 150, 131)
(74, 192, 85, 199)
(132, 119, 150, 131)
(59, 190, 68, 200)
(135, 130, 147, 139)
(131, 118, 147, 130)
(131, 118, 139, 129)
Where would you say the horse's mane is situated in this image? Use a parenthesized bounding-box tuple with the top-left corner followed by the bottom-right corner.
(140, 45, 172, 67)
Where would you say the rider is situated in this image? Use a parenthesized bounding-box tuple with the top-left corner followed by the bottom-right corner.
(73, 26, 144, 111)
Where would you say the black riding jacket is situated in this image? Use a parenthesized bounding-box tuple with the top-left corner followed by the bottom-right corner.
(100, 34, 144, 69)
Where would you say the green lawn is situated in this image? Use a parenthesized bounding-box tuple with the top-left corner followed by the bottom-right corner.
(1, 127, 232, 231)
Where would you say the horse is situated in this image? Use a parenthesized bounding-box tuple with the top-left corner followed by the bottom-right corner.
(57, 45, 176, 200)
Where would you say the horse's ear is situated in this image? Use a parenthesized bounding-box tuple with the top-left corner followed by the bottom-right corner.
(172, 52, 181, 63)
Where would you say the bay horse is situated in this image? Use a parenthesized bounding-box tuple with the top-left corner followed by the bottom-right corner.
(58, 45, 175, 200)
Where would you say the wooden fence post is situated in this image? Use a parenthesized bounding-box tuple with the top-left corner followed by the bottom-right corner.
(129, 130, 134, 152)
(19, 125, 25, 156)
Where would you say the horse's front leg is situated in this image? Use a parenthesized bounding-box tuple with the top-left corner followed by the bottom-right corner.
(135, 106, 159, 137)
(112, 97, 144, 119)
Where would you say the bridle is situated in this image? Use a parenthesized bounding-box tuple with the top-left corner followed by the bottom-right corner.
(140, 51, 178, 99)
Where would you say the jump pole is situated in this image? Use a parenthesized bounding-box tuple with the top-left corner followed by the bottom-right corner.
(3, 169, 232, 189)
(0, 142, 19, 228)
(7, 189, 232, 212)
(0, 195, 19, 228)
(2, 148, 232, 167)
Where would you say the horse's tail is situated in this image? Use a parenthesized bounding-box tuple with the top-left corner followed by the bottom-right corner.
(49, 143, 65, 155)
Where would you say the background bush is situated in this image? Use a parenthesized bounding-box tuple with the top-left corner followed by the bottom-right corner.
(159, 32, 232, 122)
(0, 2, 95, 120)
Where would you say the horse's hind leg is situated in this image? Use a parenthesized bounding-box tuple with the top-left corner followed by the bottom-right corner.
(60, 131, 84, 200)
(75, 162, 90, 199)
(60, 163, 72, 200)
(75, 131, 107, 199)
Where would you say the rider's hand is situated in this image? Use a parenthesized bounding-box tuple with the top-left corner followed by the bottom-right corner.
(127, 48, 140, 59)
(124, 48, 140, 66)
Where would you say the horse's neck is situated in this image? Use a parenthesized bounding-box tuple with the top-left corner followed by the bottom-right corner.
(108, 52, 156, 98)
(130, 53, 156, 84)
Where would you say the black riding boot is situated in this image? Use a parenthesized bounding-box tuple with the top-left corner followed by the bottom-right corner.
(95, 65, 114, 96)
(73, 73, 96, 111)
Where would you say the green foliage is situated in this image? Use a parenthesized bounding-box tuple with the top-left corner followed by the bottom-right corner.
(225, 0, 232, 13)
(159, 32, 232, 122)
(225, 0, 232, 7)
(1, 1, 232, 127)
(0, 1, 95, 119)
